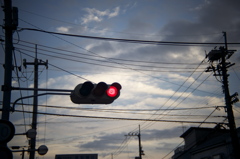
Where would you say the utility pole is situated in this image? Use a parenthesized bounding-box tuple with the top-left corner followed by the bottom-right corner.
(23, 45, 48, 159)
(2, 0, 13, 121)
(125, 125, 144, 159)
(138, 125, 142, 159)
(1, 1, 19, 158)
(222, 32, 240, 159)
(206, 32, 240, 159)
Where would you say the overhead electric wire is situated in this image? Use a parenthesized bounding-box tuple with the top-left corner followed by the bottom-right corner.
(198, 107, 219, 127)
(12, 102, 218, 111)
(12, 102, 224, 118)
(140, 59, 207, 130)
(14, 43, 222, 97)
(12, 49, 28, 133)
(19, 28, 240, 46)
(141, 53, 225, 131)
(111, 136, 132, 159)
(162, 141, 185, 159)
(15, 38, 208, 65)
(18, 19, 214, 97)
(161, 41, 234, 159)
(16, 49, 90, 81)
(15, 43, 207, 70)
(155, 71, 214, 121)
(232, 67, 240, 81)
(14, 28, 223, 145)
(15, 48, 205, 73)
(15, 20, 222, 97)
(11, 109, 223, 125)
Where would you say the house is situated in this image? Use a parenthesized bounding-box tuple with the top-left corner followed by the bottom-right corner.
(172, 126, 240, 159)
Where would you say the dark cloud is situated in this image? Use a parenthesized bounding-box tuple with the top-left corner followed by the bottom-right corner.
(78, 127, 182, 151)
(160, 0, 240, 42)
(155, 142, 179, 151)
(78, 132, 126, 151)
(117, 0, 240, 64)
(142, 127, 183, 140)
(88, 41, 116, 56)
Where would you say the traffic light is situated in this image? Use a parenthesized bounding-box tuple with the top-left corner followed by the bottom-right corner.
(71, 81, 122, 104)
(0, 120, 15, 159)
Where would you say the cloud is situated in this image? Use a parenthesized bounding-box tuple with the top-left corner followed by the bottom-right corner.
(143, 127, 183, 140)
(81, 7, 120, 24)
(160, 0, 240, 43)
(56, 26, 71, 33)
(78, 132, 126, 151)
(108, 7, 120, 18)
(77, 127, 182, 152)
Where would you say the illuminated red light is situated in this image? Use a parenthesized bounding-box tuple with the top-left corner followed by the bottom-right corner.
(106, 86, 118, 97)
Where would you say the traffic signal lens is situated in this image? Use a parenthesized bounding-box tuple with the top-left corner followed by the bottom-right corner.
(93, 82, 108, 97)
(106, 86, 118, 97)
(79, 81, 94, 96)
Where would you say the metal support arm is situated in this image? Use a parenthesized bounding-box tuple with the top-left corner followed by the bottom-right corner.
(11, 92, 71, 112)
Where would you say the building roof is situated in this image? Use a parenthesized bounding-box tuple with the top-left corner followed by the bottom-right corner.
(180, 127, 229, 138)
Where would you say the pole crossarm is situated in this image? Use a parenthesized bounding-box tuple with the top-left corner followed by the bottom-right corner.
(126, 132, 139, 136)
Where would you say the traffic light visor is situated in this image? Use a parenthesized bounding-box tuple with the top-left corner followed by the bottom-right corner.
(79, 81, 94, 96)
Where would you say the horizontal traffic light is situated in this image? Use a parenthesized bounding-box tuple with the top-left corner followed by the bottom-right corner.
(70, 81, 121, 104)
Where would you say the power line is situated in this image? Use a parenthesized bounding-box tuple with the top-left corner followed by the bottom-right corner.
(12, 49, 28, 133)
(14, 38, 208, 65)
(16, 49, 90, 81)
(11, 102, 218, 111)
(19, 28, 240, 46)
(154, 71, 214, 123)
(15, 46, 221, 97)
(15, 48, 205, 73)
(140, 59, 207, 130)
(15, 42, 222, 97)
(11, 109, 223, 125)
(14, 43, 207, 70)
(15, 20, 223, 98)
(198, 107, 219, 127)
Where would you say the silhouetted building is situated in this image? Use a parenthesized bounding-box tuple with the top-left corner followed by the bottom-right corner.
(172, 127, 240, 159)
(55, 153, 98, 159)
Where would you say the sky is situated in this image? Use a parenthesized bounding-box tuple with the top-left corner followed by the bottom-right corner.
(0, 0, 240, 159)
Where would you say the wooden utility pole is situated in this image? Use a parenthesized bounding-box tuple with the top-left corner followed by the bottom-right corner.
(221, 32, 240, 159)
(138, 125, 142, 159)
(206, 32, 240, 159)
(2, 0, 13, 121)
(23, 45, 48, 159)
(125, 125, 144, 159)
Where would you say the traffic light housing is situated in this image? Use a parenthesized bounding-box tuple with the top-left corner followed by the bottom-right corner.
(71, 81, 122, 104)
(0, 120, 15, 159)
